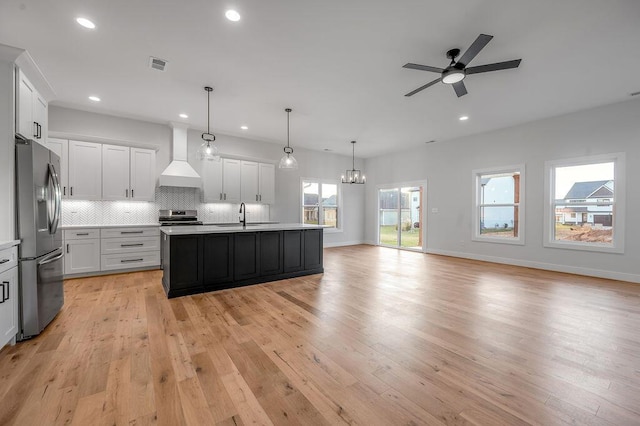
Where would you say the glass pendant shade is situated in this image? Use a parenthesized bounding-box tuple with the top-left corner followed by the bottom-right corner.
(198, 140, 220, 161)
(279, 108, 298, 169)
(279, 149, 298, 169)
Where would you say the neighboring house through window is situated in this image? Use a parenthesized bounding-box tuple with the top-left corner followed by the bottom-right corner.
(302, 179, 339, 229)
(544, 153, 625, 253)
(472, 165, 525, 245)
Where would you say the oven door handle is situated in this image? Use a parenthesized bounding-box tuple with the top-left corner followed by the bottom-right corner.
(39, 250, 64, 266)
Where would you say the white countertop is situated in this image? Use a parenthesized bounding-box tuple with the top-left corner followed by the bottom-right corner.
(61, 223, 160, 230)
(160, 223, 325, 235)
(0, 240, 20, 251)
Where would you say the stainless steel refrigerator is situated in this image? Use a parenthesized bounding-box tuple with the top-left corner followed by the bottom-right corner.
(15, 138, 64, 340)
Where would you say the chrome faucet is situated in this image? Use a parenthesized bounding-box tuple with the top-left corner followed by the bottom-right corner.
(239, 202, 246, 228)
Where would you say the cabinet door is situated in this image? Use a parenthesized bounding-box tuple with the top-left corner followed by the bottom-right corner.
(64, 239, 101, 275)
(258, 163, 275, 204)
(241, 161, 259, 203)
(223, 158, 242, 203)
(33, 93, 47, 141)
(202, 158, 223, 202)
(234, 232, 260, 280)
(283, 230, 304, 273)
(260, 231, 283, 276)
(168, 235, 203, 291)
(203, 233, 234, 286)
(68, 140, 102, 200)
(304, 229, 323, 270)
(16, 70, 35, 139)
(102, 144, 130, 201)
(0, 267, 18, 348)
(130, 147, 156, 201)
(47, 138, 69, 198)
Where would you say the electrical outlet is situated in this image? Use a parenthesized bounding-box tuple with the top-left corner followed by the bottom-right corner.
(431, 207, 439, 214)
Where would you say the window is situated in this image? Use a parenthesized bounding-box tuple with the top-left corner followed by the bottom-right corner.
(544, 153, 625, 253)
(302, 179, 340, 229)
(472, 165, 524, 245)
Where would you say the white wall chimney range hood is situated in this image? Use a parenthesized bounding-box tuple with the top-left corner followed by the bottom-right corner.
(159, 123, 201, 188)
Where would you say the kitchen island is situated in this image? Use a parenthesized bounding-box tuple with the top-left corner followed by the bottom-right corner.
(160, 223, 324, 298)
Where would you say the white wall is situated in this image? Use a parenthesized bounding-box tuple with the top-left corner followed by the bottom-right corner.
(364, 98, 640, 283)
(49, 106, 365, 246)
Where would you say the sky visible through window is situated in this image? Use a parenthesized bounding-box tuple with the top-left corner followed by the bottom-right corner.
(555, 162, 614, 199)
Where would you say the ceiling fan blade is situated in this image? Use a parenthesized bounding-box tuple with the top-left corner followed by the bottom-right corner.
(452, 81, 467, 97)
(404, 78, 441, 97)
(466, 59, 522, 75)
(457, 34, 493, 67)
(403, 63, 444, 73)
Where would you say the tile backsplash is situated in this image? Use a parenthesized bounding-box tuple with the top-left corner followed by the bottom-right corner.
(62, 187, 270, 225)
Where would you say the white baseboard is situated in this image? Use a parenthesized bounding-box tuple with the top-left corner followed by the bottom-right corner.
(323, 240, 365, 248)
(425, 248, 640, 284)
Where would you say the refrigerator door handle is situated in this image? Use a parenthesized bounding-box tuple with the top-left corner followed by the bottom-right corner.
(38, 250, 64, 266)
(48, 163, 62, 234)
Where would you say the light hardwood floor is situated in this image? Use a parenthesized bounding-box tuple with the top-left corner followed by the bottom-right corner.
(1, 245, 639, 425)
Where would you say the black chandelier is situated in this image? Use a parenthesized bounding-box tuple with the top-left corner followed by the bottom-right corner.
(341, 140, 365, 184)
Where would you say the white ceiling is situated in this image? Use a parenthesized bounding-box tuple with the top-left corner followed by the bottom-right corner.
(1, 0, 639, 158)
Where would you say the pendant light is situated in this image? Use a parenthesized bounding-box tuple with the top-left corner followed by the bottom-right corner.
(197, 86, 220, 161)
(279, 108, 298, 169)
(341, 140, 365, 184)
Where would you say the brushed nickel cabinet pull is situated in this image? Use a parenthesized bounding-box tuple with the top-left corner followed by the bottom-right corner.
(120, 258, 144, 263)
(120, 243, 144, 247)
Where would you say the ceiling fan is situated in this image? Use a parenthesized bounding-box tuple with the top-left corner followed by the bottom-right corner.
(403, 34, 521, 98)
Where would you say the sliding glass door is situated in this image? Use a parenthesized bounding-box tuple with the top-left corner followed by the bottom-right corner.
(378, 185, 424, 250)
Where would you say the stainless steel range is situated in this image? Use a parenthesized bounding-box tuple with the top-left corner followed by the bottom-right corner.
(158, 209, 203, 226)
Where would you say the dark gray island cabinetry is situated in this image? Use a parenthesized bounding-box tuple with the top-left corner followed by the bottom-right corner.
(160, 224, 324, 298)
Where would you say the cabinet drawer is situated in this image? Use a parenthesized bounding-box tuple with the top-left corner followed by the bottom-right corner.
(64, 229, 100, 240)
(101, 227, 160, 239)
(0, 246, 18, 274)
(101, 251, 160, 271)
(101, 236, 160, 255)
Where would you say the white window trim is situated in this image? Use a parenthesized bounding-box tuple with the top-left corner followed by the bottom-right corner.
(472, 164, 525, 245)
(543, 152, 625, 253)
(375, 180, 428, 252)
(300, 177, 342, 233)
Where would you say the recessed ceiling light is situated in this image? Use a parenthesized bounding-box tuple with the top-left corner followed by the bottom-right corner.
(225, 10, 241, 21)
(88, 95, 101, 102)
(240, 125, 248, 130)
(324, 148, 332, 152)
(76, 17, 96, 29)
(179, 113, 188, 118)
(459, 115, 469, 121)
(425, 140, 436, 144)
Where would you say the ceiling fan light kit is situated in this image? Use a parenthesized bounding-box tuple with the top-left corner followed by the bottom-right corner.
(341, 141, 365, 184)
(403, 34, 522, 97)
(279, 108, 298, 169)
(198, 86, 220, 161)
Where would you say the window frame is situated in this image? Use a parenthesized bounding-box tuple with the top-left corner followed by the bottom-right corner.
(301, 177, 342, 233)
(543, 152, 625, 253)
(472, 164, 525, 245)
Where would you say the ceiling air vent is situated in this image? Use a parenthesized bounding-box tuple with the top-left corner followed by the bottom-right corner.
(149, 56, 168, 72)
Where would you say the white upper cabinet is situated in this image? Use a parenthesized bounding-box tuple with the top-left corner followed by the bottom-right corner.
(103, 145, 156, 201)
(203, 158, 242, 203)
(130, 148, 156, 201)
(202, 159, 223, 202)
(258, 162, 275, 204)
(241, 161, 259, 203)
(68, 140, 102, 200)
(16, 68, 47, 143)
(102, 144, 130, 200)
(46, 138, 69, 198)
(223, 159, 242, 203)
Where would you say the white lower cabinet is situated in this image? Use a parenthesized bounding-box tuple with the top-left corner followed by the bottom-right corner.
(64, 229, 101, 275)
(100, 227, 160, 272)
(0, 246, 19, 349)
